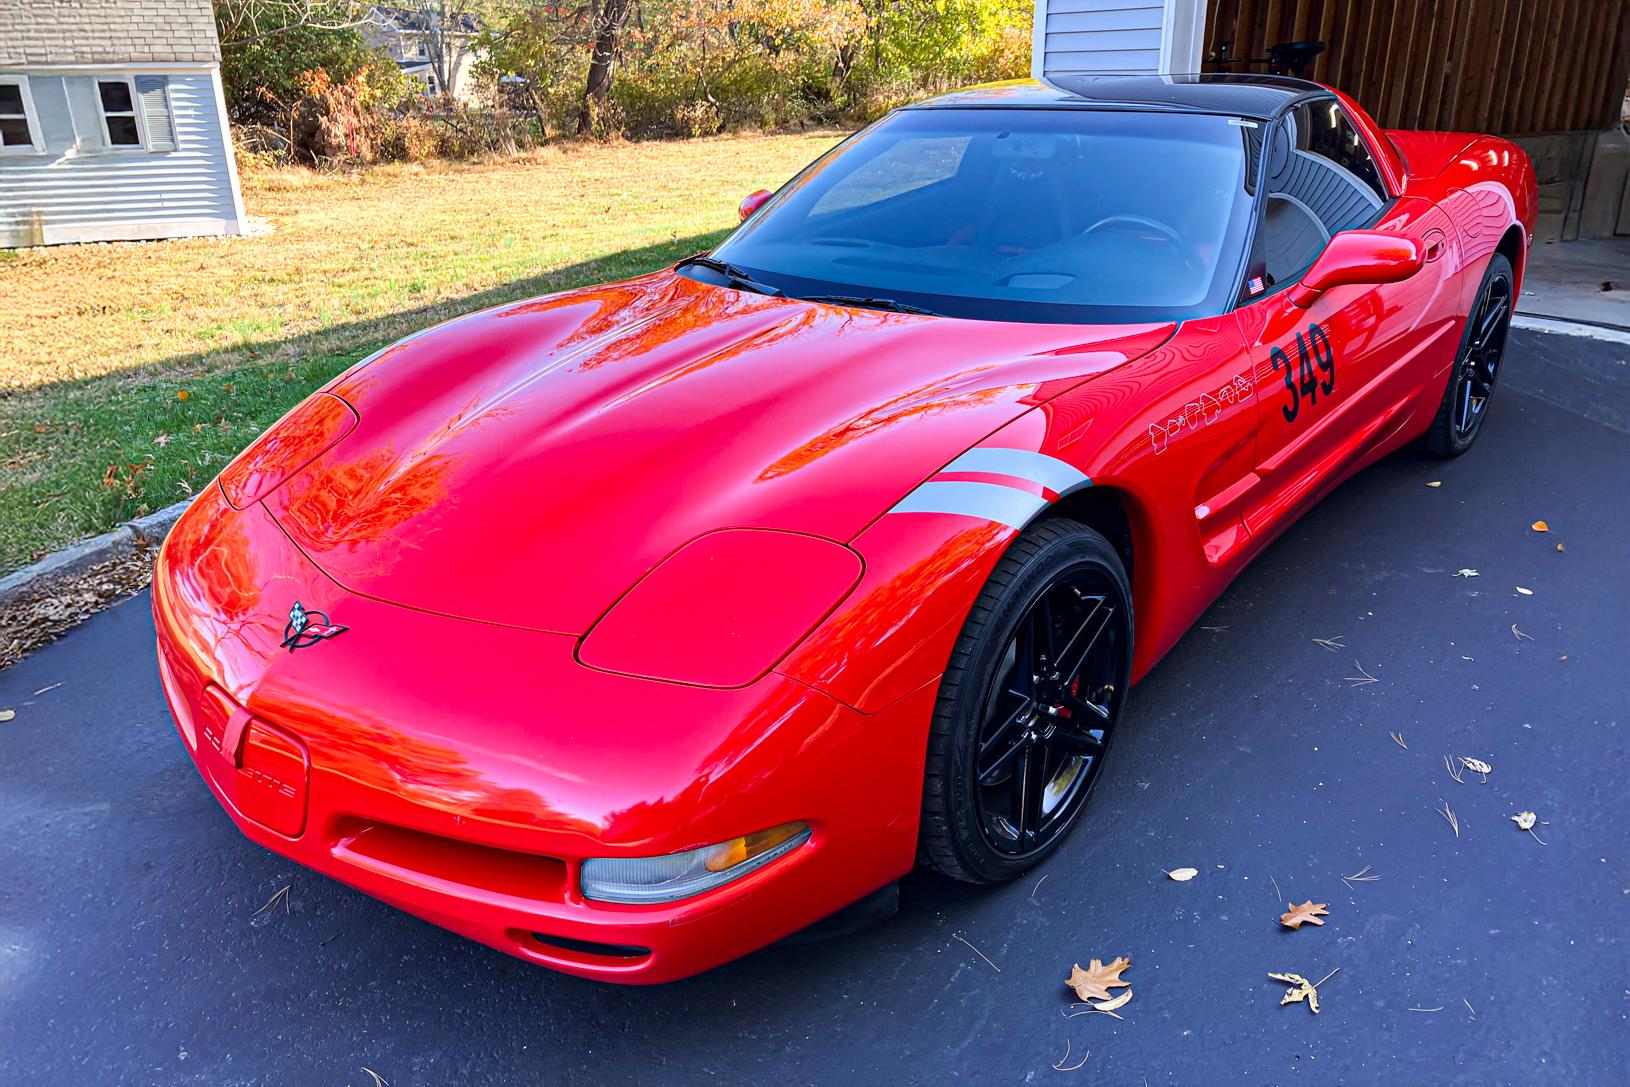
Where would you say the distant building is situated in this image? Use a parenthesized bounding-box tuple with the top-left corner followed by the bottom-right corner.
(364, 6, 485, 103)
(0, 0, 247, 248)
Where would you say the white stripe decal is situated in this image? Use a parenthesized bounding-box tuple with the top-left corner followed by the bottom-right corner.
(888, 481, 1050, 530)
(941, 447, 1091, 494)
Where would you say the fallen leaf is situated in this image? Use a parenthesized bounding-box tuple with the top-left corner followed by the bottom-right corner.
(1093, 988, 1133, 1013)
(1426, 480, 1442, 487)
(1512, 624, 1532, 641)
(0, 709, 13, 722)
(1454, 568, 1479, 578)
(1280, 901, 1329, 930)
(1460, 756, 1492, 778)
(177, 389, 190, 401)
(1067, 956, 1131, 1003)
(1531, 520, 1549, 532)
(1515, 586, 1534, 596)
(1555, 542, 1565, 553)
(1165, 867, 1198, 882)
(1269, 968, 1338, 1014)
(1512, 810, 1548, 845)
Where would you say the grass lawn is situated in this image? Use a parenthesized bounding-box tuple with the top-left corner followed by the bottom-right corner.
(0, 129, 845, 575)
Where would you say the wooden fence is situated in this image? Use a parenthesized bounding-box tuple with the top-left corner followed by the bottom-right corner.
(1201, 0, 1630, 134)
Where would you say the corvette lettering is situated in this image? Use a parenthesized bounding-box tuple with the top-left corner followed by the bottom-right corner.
(1148, 373, 1253, 454)
(1270, 322, 1335, 424)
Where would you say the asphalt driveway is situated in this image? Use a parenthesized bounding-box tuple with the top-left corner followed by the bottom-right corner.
(1, 329, 1626, 1086)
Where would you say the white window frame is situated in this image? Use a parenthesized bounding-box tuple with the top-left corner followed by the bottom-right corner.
(0, 74, 44, 155)
(94, 74, 148, 151)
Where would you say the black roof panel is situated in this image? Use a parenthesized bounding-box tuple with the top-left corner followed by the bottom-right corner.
(909, 75, 1329, 120)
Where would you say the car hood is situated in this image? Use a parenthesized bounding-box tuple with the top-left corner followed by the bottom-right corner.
(261, 271, 1172, 634)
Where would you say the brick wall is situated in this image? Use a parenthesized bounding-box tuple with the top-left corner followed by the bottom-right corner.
(0, 0, 221, 67)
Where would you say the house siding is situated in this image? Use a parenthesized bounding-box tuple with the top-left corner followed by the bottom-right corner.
(0, 0, 220, 67)
(0, 72, 240, 247)
(1036, 0, 1167, 77)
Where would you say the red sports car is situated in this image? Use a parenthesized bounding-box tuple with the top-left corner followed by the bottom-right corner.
(154, 74, 1535, 982)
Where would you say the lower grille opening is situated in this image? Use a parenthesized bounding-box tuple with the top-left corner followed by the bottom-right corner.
(530, 932, 652, 960)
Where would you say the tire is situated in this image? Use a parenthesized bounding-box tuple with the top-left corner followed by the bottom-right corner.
(1424, 253, 1514, 457)
(919, 517, 1133, 884)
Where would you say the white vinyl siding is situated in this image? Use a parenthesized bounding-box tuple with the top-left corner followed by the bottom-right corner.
(0, 68, 241, 246)
(1032, 0, 1207, 79)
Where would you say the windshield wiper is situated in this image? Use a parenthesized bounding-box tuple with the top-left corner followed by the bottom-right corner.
(800, 294, 940, 317)
(675, 254, 781, 297)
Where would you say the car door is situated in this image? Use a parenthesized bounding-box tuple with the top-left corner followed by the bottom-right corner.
(1231, 98, 1455, 537)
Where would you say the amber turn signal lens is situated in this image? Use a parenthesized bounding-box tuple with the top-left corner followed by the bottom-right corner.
(703, 822, 807, 873)
(580, 822, 811, 904)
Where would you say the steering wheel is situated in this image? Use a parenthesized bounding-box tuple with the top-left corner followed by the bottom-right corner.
(1081, 214, 1184, 248)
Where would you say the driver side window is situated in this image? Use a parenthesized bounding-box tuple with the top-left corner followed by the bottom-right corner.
(1242, 100, 1388, 299)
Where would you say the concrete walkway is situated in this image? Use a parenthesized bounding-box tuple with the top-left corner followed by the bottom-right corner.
(1518, 237, 1630, 330)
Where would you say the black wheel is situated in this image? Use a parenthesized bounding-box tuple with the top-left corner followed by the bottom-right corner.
(1425, 253, 1513, 456)
(919, 518, 1132, 884)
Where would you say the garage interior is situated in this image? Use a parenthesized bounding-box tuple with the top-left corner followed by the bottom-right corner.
(1198, 0, 1630, 243)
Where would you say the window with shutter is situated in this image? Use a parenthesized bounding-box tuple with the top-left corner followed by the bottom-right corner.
(134, 76, 176, 152)
(96, 78, 144, 147)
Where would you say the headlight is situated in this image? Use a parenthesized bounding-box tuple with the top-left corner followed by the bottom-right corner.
(578, 529, 861, 687)
(219, 392, 357, 508)
(580, 822, 811, 904)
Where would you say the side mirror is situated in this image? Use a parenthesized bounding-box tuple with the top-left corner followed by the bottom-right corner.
(1289, 231, 1424, 308)
(738, 189, 773, 222)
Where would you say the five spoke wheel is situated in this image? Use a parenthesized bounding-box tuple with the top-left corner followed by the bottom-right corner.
(1453, 267, 1512, 442)
(972, 565, 1127, 858)
(1426, 252, 1514, 457)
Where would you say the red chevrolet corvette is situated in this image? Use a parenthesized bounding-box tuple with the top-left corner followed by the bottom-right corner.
(154, 74, 1535, 982)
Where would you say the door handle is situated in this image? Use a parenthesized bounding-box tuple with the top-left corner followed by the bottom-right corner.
(1422, 229, 1446, 262)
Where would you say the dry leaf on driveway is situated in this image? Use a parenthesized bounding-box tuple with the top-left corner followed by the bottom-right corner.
(1093, 988, 1133, 1013)
(1531, 520, 1549, 532)
(1512, 811, 1548, 845)
(1269, 968, 1338, 1014)
(1067, 957, 1131, 1003)
(1165, 867, 1198, 882)
(1454, 568, 1479, 578)
(1515, 586, 1535, 596)
(0, 709, 14, 722)
(1280, 901, 1329, 929)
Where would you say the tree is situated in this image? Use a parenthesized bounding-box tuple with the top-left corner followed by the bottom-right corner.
(480, 4, 592, 135)
(216, 0, 409, 128)
(579, 0, 634, 135)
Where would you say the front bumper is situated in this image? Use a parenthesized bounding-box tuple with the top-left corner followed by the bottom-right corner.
(153, 486, 931, 982)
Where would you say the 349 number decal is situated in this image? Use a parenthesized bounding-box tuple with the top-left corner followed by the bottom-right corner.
(1269, 323, 1334, 423)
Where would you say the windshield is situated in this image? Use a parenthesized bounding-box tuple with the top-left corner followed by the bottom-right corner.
(705, 107, 1257, 324)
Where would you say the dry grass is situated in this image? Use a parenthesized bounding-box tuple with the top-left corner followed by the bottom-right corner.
(0, 130, 844, 388)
